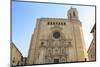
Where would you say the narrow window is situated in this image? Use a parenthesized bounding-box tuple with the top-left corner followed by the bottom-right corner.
(59, 22, 60, 25)
(73, 11, 76, 17)
(64, 22, 66, 25)
(48, 22, 49, 25)
(12, 57, 15, 63)
(51, 22, 52, 25)
(53, 22, 55, 25)
(70, 13, 72, 19)
(56, 22, 57, 25)
(61, 22, 63, 25)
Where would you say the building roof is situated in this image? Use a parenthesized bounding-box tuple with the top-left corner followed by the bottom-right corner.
(90, 23, 96, 33)
(11, 42, 23, 56)
(87, 39, 94, 53)
(38, 17, 68, 21)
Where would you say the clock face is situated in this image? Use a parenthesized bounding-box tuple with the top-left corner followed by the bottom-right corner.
(53, 31, 60, 39)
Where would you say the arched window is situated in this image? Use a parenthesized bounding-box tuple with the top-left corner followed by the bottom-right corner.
(64, 22, 66, 25)
(56, 22, 57, 25)
(59, 22, 60, 25)
(61, 22, 63, 25)
(48, 22, 49, 25)
(61, 48, 65, 54)
(53, 22, 55, 25)
(51, 22, 52, 25)
(48, 48, 52, 55)
(70, 13, 72, 19)
(53, 48, 60, 55)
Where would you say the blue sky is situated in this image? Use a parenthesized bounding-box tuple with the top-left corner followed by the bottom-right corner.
(12, 1, 95, 57)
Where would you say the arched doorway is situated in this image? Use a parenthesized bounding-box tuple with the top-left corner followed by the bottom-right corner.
(54, 58, 59, 63)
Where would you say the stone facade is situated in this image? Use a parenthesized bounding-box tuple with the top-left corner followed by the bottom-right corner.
(27, 7, 88, 64)
(87, 24, 96, 61)
(11, 42, 23, 66)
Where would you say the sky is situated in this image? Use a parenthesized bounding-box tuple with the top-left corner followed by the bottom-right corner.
(12, 1, 95, 57)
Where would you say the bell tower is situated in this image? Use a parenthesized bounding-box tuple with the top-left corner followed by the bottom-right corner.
(68, 7, 79, 20)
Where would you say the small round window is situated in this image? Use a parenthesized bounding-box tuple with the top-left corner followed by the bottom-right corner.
(53, 31, 60, 39)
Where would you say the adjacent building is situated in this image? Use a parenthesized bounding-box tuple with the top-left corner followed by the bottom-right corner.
(87, 24, 96, 61)
(27, 7, 88, 64)
(11, 42, 23, 66)
(22, 57, 27, 65)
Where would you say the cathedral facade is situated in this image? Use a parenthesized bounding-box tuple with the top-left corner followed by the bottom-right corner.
(27, 7, 88, 64)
